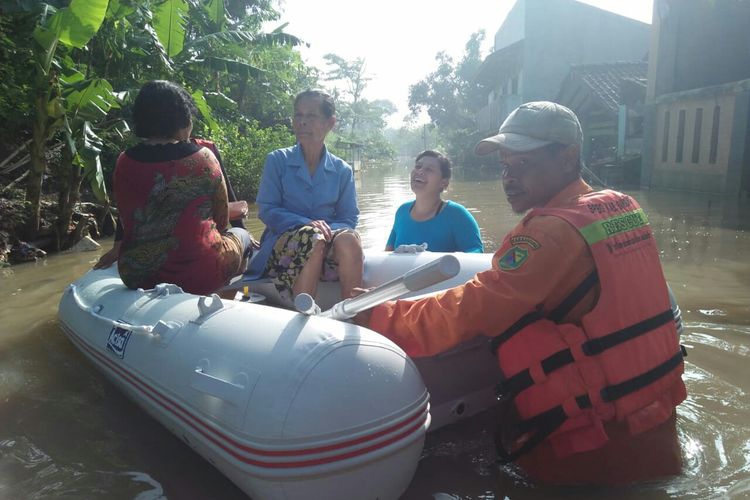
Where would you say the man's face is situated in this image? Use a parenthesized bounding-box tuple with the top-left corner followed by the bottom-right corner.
(292, 97, 335, 147)
(499, 144, 574, 213)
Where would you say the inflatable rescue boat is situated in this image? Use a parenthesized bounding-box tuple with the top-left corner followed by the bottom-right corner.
(58, 251, 500, 500)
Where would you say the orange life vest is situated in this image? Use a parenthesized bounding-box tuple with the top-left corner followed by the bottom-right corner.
(490, 189, 687, 460)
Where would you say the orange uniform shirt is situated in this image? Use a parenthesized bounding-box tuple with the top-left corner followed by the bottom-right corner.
(370, 178, 598, 357)
(369, 178, 683, 485)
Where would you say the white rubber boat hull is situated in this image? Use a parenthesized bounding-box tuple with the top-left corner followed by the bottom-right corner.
(236, 250, 503, 431)
(59, 266, 431, 500)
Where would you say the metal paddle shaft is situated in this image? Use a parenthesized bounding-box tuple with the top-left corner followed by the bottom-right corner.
(294, 254, 460, 320)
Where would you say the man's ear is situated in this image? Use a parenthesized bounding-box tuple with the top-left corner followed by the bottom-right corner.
(561, 145, 581, 175)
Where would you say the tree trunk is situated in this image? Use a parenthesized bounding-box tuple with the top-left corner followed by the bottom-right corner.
(237, 76, 247, 111)
(24, 91, 50, 240)
(54, 143, 84, 251)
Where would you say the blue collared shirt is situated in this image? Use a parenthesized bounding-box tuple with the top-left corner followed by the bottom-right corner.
(246, 143, 359, 278)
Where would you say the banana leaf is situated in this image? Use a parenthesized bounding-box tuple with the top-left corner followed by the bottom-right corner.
(63, 78, 118, 123)
(77, 121, 109, 203)
(152, 0, 188, 58)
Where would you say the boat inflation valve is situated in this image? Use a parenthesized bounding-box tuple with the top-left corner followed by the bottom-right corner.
(234, 285, 266, 304)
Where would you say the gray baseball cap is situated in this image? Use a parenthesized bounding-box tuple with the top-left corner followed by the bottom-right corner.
(474, 101, 583, 155)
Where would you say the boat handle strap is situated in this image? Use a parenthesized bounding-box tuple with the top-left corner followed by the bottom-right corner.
(67, 284, 155, 334)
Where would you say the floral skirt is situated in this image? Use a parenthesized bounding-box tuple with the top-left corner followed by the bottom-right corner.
(264, 225, 359, 301)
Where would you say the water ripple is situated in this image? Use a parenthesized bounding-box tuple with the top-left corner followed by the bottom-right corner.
(0, 436, 165, 499)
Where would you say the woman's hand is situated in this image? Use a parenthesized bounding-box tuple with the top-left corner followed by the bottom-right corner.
(93, 241, 121, 269)
(228, 200, 249, 219)
(310, 219, 332, 242)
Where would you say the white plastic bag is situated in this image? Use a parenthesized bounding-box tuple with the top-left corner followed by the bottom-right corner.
(393, 242, 428, 253)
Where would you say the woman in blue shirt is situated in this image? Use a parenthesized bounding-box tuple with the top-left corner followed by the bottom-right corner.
(247, 89, 363, 302)
(386, 150, 483, 253)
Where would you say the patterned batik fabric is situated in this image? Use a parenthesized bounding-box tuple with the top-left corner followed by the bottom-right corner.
(115, 142, 246, 295)
(264, 226, 357, 301)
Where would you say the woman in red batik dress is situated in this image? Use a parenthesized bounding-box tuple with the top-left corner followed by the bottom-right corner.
(104, 80, 253, 295)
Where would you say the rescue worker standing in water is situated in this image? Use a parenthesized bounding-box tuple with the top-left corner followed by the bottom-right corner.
(358, 101, 686, 485)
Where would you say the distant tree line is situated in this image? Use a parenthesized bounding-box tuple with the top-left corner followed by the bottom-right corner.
(406, 31, 489, 166)
(0, 0, 397, 260)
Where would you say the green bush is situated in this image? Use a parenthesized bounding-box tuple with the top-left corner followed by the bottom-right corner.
(211, 120, 294, 202)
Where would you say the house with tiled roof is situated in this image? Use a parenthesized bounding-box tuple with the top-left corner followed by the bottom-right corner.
(556, 61, 648, 184)
(474, 0, 650, 137)
(642, 0, 750, 196)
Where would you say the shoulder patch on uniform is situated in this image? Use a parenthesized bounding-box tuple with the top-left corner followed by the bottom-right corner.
(498, 246, 529, 271)
(510, 235, 541, 249)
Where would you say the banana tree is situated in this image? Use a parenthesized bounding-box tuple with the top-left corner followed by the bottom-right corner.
(52, 71, 122, 250)
(147, 0, 304, 122)
(24, 0, 109, 239)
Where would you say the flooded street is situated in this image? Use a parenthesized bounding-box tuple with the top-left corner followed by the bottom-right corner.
(1, 164, 749, 499)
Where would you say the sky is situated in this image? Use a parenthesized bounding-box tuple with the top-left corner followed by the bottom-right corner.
(270, 0, 654, 128)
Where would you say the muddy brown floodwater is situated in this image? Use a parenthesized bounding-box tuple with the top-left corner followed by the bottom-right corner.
(1, 164, 748, 499)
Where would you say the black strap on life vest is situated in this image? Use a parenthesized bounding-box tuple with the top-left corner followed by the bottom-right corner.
(495, 347, 574, 400)
(547, 270, 599, 323)
(491, 297, 684, 462)
(495, 347, 685, 463)
(488, 311, 543, 354)
(489, 271, 599, 356)
(495, 394, 592, 464)
(600, 347, 687, 402)
(582, 309, 675, 355)
(494, 308, 678, 400)
(489, 249, 685, 462)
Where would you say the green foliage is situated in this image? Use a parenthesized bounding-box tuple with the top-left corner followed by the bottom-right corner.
(408, 31, 488, 166)
(152, 0, 188, 58)
(323, 55, 370, 104)
(322, 54, 396, 162)
(234, 43, 317, 126)
(203, 0, 225, 30)
(385, 124, 442, 160)
(106, 0, 136, 19)
(57, 0, 109, 49)
(77, 121, 108, 202)
(191, 89, 220, 134)
(0, 0, 317, 246)
(211, 119, 294, 202)
(0, 14, 35, 153)
(54, 73, 121, 202)
(62, 75, 119, 123)
(361, 134, 395, 162)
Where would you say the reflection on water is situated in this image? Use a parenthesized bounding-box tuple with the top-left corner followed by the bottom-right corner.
(1, 164, 749, 499)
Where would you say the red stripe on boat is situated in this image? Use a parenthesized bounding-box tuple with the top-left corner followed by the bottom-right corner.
(61, 322, 428, 469)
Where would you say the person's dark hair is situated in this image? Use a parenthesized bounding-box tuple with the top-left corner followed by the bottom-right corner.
(132, 80, 197, 139)
(294, 89, 335, 118)
(416, 150, 452, 180)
